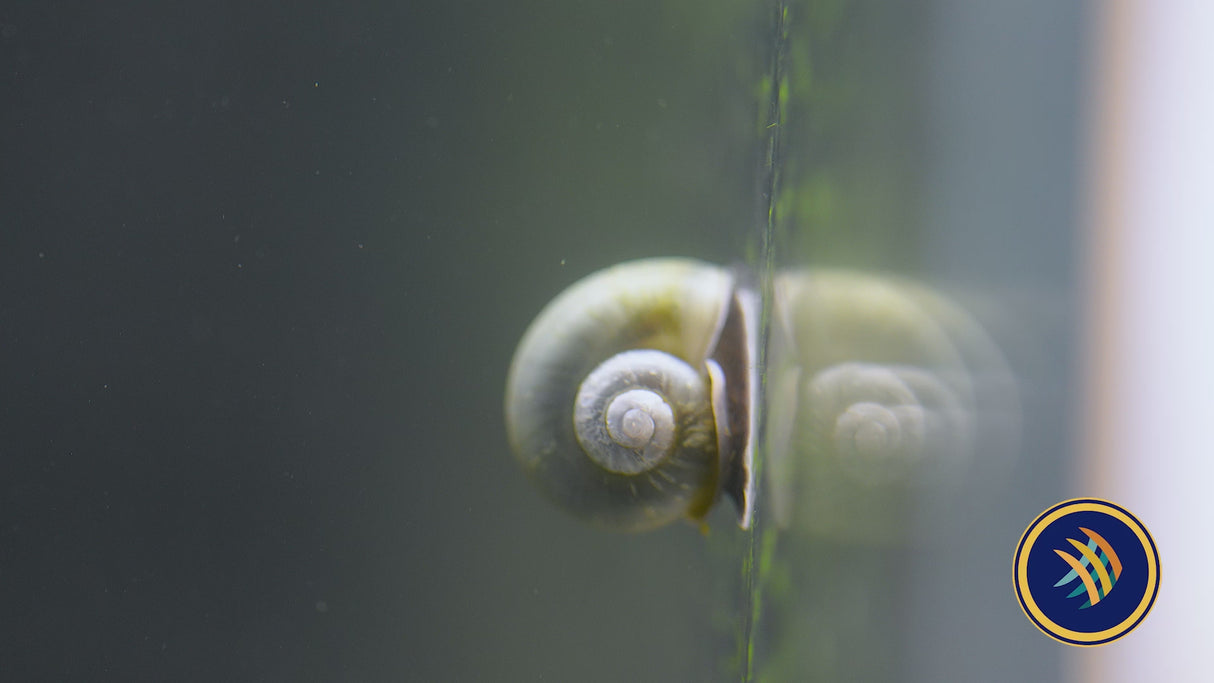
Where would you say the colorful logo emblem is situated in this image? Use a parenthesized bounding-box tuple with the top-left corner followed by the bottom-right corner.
(1013, 498, 1160, 646)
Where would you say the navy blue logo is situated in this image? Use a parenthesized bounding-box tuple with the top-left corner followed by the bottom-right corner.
(1013, 499, 1160, 646)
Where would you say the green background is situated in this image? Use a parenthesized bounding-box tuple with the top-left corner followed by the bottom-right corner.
(0, 1, 1084, 680)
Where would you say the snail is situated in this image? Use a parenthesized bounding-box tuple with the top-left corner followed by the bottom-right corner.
(504, 259, 757, 532)
(506, 260, 1012, 535)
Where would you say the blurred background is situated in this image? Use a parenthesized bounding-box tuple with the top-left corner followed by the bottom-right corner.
(0, 0, 1207, 681)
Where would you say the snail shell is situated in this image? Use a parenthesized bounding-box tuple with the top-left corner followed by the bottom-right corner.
(505, 259, 753, 532)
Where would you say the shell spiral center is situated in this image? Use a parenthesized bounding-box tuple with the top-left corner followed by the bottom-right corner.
(573, 349, 705, 475)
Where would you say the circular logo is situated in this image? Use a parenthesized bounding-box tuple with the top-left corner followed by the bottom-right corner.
(1013, 498, 1160, 646)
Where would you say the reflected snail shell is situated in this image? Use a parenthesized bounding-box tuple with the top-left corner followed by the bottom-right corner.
(765, 269, 998, 541)
(504, 259, 753, 532)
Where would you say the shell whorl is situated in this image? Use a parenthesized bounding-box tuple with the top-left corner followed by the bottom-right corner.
(573, 350, 705, 475)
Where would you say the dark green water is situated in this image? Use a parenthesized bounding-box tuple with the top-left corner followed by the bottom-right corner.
(1, 1, 1085, 681)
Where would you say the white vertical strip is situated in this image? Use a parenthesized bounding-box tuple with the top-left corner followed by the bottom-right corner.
(1083, 0, 1214, 680)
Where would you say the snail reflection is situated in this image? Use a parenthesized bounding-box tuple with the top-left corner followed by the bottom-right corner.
(504, 258, 1014, 534)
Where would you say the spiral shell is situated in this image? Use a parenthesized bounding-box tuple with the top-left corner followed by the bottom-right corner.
(504, 259, 740, 532)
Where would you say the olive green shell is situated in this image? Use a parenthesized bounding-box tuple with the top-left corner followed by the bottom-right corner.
(505, 259, 733, 532)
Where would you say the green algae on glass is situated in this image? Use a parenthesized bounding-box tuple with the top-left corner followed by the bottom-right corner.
(769, 1, 928, 271)
(746, 1, 957, 681)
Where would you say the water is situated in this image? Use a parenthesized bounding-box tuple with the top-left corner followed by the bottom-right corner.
(0, 1, 1085, 681)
